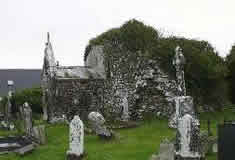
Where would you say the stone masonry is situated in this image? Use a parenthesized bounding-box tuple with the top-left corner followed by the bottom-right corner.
(42, 33, 181, 123)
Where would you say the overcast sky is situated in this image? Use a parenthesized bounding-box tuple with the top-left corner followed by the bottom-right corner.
(1, 0, 235, 69)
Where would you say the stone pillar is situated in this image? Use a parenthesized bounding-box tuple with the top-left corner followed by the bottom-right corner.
(175, 98, 201, 160)
(22, 102, 33, 137)
(32, 125, 47, 145)
(67, 115, 84, 160)
(88, 112, 112, 139)
(173, 46, 186, 96)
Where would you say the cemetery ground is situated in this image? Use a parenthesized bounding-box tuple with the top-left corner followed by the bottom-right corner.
(0, 108, 234, 160)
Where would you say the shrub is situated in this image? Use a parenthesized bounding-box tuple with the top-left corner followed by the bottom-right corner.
(13, 87, 43, 114)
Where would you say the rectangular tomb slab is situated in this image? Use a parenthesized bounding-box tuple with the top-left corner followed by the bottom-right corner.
(0, 143, 21, 148)
(15, 144, 35, 155)
(0, 136, 33, 154)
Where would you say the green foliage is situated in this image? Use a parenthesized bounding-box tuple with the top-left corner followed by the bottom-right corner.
(84, 19, 159, 61)
(85, 19, 228, 109)
(158, 37, 228, 108)
(226, 45, 235, 104)
(13, 87, 43, 114)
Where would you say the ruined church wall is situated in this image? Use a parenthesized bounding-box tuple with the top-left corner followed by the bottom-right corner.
(87, 45, 179, 120)
(52, 78, 104, 121)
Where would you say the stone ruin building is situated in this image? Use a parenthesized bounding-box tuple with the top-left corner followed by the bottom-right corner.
(41, 33, 181, 122)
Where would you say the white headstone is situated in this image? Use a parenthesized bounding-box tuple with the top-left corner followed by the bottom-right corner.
(67, 115, 84, 157)
(176, 114, 200, 158)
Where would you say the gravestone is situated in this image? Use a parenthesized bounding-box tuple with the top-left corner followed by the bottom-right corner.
(175, 100, 201, 160)
(88, 112, 112, 139)
(150, 139, 174, 160)
(32, 125, 47, 145)
(22, 102, 33, 137)
(212, 143, 217, 153)
(67, 115, 84, 160)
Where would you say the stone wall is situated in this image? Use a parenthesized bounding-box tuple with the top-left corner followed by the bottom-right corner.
(51, 78, 104, 121)
(86, 45, 179, 121)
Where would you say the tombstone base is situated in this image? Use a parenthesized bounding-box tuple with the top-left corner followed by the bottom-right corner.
(67, 153, 84, 160)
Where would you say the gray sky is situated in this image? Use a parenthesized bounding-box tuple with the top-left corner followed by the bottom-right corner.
(1, 0, 235, 69)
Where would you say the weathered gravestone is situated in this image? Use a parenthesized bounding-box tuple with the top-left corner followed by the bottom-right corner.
(175, 99, 201, 160)
(22, 102, 33, 137)
(150, 139, 174, 160)
(32, 125, 47, 145)
(67, 115, 84, 160)
(88, 112, 112, 139)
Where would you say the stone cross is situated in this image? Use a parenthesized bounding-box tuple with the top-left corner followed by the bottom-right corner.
(173, 46, 186, 96)
(67, 115, 84, 160)
(22, 102, 33, 136)
(88, 112, 112, 139)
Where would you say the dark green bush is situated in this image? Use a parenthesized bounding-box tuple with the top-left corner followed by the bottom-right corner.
(226, 45, 235, 104)
(13, 87, 43, 114)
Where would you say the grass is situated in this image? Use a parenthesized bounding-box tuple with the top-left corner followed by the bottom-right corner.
(1, 108, 234, 160)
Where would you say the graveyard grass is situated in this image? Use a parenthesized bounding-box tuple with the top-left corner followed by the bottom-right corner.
(1, 108, 234, 160)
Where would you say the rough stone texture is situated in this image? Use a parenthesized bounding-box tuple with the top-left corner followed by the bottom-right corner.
(67, 115, 84, 158)
(41, 34, 181, 122)
(85, 45, 106, 78)
(52, 79, 104, 121)
(22, 102, 33, 137)
(41, 34, 105, 122)
(99, 46, 178, 121)
(88, 112, 112, 139)
(32, 125, 47, 145)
